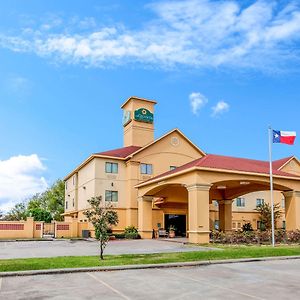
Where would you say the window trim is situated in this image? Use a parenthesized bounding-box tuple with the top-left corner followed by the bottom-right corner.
(236, 197, 245, 207)
(105, 190, 118, 202)
(140, 163, 153, 175)
(256, 198, 265, 207)
(105, 162, 118, 174)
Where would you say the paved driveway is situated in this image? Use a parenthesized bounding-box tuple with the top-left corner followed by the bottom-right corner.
(0, 239, 216, 259)
(1, 259, 300, 299)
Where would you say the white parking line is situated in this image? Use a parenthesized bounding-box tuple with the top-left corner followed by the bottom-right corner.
(87, 273, 131, 300)
(164, 269, 265, 300)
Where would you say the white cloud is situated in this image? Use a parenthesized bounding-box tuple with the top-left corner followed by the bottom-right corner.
(1, 1, 300, 71)
(0, 154, 48, 212)
(189, 92, 208, 115)
(212, 101, 230, 117)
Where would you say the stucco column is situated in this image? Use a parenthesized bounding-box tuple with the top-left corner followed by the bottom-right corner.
(138, 196, 153, 239)
(219, 200, 233, 232)
(187, 184, 211, 244)
(283, 191, 300, 230)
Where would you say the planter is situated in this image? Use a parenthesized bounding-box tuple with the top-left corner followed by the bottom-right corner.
(169, 230, 175, 238)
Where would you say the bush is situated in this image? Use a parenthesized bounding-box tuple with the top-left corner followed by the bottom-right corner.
(124, 225, 139, 239)
(114, 233, 125, 239)
(210, 230, 300, 245)
(242, 222, 253, 232)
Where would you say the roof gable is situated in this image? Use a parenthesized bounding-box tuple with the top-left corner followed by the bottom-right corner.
(278, 156, 300, 176)
(127, 128, 206, 159)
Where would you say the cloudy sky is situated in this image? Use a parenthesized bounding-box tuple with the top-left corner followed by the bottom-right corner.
(1, 0, 300, 211)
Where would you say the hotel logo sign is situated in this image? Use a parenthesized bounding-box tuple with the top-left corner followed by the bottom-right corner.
(134, 108, 153, 124)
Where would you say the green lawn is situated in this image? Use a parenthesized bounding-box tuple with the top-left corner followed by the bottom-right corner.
(1, 245, 300, 273)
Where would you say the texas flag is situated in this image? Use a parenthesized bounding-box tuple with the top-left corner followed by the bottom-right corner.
(273, 130, 296, 145)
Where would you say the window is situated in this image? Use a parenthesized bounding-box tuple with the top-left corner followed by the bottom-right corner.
(236, 198, 245, 207)
(65, 182, 68, 190)
(170, 166, 177, 171)
(140, 163, 153, 175)
(105, 190, 118, 202)
(72, 198, 75, 207)
(65, 201, 68, 209)
(282, 199, 285, 208)
(257, 221, 262, 230)
(214, 220, 219, 230)
(282, 220, 286, 229)
(256, 198, 264, 207)
(212, 200, 218, 207)
(105, 162, 118, 173)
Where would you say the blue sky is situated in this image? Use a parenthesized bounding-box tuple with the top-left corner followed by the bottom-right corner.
(1, 0, 300, 211)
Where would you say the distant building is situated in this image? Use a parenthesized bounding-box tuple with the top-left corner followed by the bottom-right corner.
(64, 97, 300, 243)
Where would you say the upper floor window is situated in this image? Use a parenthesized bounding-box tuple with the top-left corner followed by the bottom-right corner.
(72, 175, 76, 185)
(170, 166, 177, 171)
(105, 190, 118, 202)
(65, 201, 68, 209)
(212, 200, 218, 207)
(65, 181, 68, 190)
(105, 162, 118, 174)
(236, 198, 245, 207)
(256, 198, 264, 207)
(141, 163, 153, 175)
(72, 198, 75, 207)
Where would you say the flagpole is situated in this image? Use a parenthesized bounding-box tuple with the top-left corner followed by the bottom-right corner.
(268, 126, 275, 247)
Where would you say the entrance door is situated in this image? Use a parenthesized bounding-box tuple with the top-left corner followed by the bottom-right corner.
(164, 214, 186, 237)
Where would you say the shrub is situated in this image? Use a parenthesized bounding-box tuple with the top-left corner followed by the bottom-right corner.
(242, 222, 253, 232)
(124, 225, 139, 239)
(114, 233, 125, 239)
(210, 230, 300, 245)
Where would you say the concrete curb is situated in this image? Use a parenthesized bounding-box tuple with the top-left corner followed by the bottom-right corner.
(1, 255, 300, 278)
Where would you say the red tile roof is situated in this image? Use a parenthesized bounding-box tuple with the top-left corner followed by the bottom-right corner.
(143, 154, 298, 183)
(95, 146, 142, 158)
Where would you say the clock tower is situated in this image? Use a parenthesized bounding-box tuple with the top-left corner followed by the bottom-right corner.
(121, 96, 156, 147)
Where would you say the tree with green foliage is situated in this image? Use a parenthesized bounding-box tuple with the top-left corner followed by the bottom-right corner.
(28, 208, 53, 223)
(255, 202, 282, 230)
(84, 196, 118, 260)
(2, 179, 65, 222)
(27, 179, 65, 221)
(4, 202, 28, 221)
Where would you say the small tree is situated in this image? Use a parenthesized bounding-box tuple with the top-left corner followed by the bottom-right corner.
(255, 202, 282, 230)
(83, 196, 118, 260)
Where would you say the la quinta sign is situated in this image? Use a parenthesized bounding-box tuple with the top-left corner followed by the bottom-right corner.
(134, 108, 153, 124)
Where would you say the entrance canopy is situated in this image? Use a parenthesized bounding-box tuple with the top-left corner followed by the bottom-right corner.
(136, 153, 300, 244)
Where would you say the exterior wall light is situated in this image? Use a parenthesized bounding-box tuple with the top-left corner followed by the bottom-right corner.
(217, 186, 226, 189)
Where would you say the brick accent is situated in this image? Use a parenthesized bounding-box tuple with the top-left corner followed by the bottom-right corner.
(57, 224, 69, 230)
(0, 224, 24, 230)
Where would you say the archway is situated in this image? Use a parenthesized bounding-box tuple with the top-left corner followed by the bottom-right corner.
(210, 179, 292, 232)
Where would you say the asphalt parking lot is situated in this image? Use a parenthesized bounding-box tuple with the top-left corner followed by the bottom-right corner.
(1, 259, 300, 299)
(0, 239, 216, 259)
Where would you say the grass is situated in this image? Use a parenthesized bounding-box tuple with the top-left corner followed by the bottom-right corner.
(1, 245, 300, 273)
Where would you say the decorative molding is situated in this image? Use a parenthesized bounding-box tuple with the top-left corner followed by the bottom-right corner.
(218, 200, 233, 205)
(137, 196, 153, 202)
(186, 183, 212, 192)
